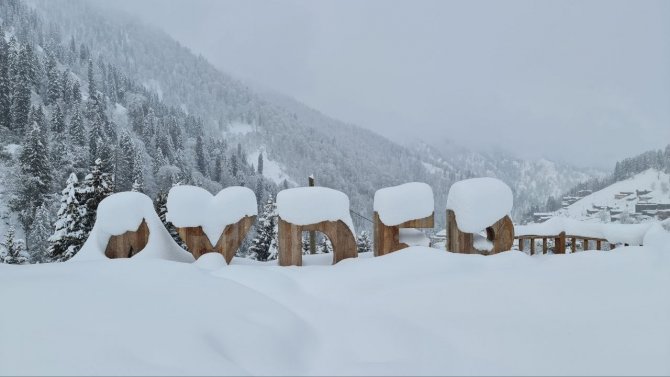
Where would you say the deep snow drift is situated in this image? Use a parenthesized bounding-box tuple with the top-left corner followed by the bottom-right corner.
(1, 245, 669, 375)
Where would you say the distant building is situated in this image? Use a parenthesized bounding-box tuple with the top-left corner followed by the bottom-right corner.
(532, 212, 553, 223)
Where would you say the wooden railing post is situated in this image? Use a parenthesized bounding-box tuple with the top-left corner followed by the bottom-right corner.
(542, 237, 547, 254)
(530, 238, 535, 255)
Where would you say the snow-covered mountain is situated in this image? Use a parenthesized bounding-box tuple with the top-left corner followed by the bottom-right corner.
(412, 140, 604, 219)
(0, 0, 605, 262)
(558, 169, 670, 223)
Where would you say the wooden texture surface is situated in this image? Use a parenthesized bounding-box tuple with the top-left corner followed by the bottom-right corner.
(176, 215, 255, 263)
(278, 218, 357, 266)
(104, 219, 150, 259)
(373, 212, 434, 257)
(447, 209, 514, 255)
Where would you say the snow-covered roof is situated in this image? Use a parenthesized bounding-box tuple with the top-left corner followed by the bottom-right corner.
(373, 182, 434, 226)
(446, 177, 513, 233)
(276, 187, 354, 233)
(166, 186, 257, 246)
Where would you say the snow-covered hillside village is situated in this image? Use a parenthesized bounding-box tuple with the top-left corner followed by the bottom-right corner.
(1, 0, 669, 375)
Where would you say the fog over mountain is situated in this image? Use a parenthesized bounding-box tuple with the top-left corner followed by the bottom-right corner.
(99, 0, 670, 169)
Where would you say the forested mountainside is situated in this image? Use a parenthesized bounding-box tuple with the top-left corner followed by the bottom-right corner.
(0, 0, 600, 263)
(0, 0, 276, 263)
(413, 139, 604, 218)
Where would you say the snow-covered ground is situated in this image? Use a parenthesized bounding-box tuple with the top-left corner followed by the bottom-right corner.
(1, 245, 669, 375)
(246, 147, 296, 186)
(564, 169, 670, 220)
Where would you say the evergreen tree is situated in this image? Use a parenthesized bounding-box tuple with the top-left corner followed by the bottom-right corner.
(71, 80, 81, 105)
(231, 153, 238, 178)
(356, 231, 372, 253)
(213, 155, 222, 183)
(61, 69, 71, 107)
(0, 226, 27, 265)
(257, 152, 264, 175)
(77, 158, 113, 243)
(0, 35, 11, 129)
(50, 104, 68, 182)
(68, 106, 85, 144)
(195, 134, 206, 174)
(12, 122, 52, 238)
(11, 45, 32, 133)
(116, 129, 135, 191)
(87, 58, 95, 98)
(48, 173, 86, 262)
(318, 236, 333, 254)
(45, 52, 60, 105)
(28, 203, 53, 262)
(248, 198, 277, 261)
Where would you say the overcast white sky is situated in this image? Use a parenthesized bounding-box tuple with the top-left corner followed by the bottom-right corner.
(101, 0, 670, 169)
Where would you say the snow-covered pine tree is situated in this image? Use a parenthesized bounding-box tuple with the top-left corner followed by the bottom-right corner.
(195, 134, 206, 174)
(356, 231, 372, 253)
(0, 226, 27, 264)
(28, 203, 53, 263)
(257, 152, 263, 175)
(318, 236, 333, 254)
(11, 121, 52, 239)
(132, 148, 145, 192)
(77, 158, 113, 241)
(248, 198, 277, 261)
(116, 129, 135, 191)
(11, 45, 33, 133)
(301, 233, 310, 255)
(50, 103, 68, 183)
(67, 106, 88, 178)
(48, 173, 85, 261)
(45, 51, 61, 105)
(0, 32, 11, 130)
(213, 155, 222, 183)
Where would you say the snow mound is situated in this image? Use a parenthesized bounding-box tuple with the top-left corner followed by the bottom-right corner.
(276, 187, 355, 233)
(193, 252, 227, 270)
(166, 185, 257, 246)
(3, 246, 669, 375)
(446, 177, 513, 233)
(72, 192, 194, 262)
(516, 217, 654, 245)
(373, 182, 434, 226)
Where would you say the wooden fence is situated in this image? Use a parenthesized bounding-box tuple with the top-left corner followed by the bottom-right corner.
(515, 232, 613, 255)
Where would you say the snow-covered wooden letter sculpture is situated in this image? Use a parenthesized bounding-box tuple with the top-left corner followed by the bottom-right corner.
(277, 187, 357, 266)
(167, 186, 257, 263)
(70, 192, 194, 262)
(446, 178, 514, 255)
(373, 182, 434, 256)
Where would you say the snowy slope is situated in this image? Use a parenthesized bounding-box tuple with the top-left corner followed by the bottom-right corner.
(562, 168, 670, 220)
(1, 246, 669, 375)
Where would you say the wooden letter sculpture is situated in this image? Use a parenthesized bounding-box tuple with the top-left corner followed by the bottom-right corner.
(104, 219, 150, 258)
(446, 210, 514, 255)
(446, 178, 515, 255)
(276, 187, 357, 266)
(176, 215, 256, 263)
(167, 186, 258, 263)
(373, 183, 435, 257)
